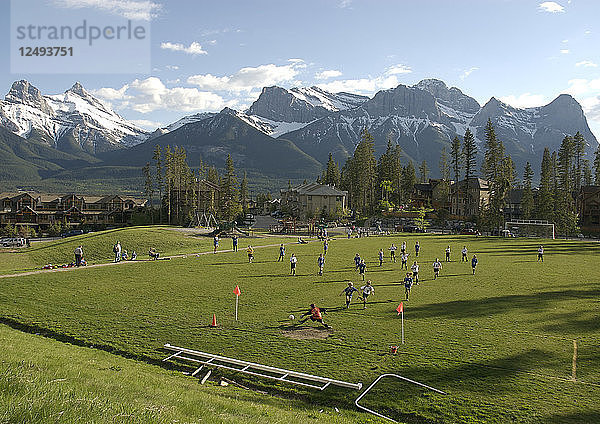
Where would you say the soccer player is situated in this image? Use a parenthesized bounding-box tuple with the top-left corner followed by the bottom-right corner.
(232, 235, 238, 252)
(347, 228, 352, 239)
(433, 258, 442, 279)
(340, 282, 359, 308)
(401, 241, 406, 255)
(278, 243, 285, 261)
(411, 261, 419, 284)
(299, 304, 330, 328)
(400, 252, 409, 270)
(445, 245, 451, 262)
(354, 253, 361, 270)
(247, 245, 254, 263)
(471, 254, 478, 274)
(461, 245, 468, 262)
(378, 249, 384, 266)
(389, 243, 397, 262)
(359, 280, 375, 309)
(317, 253, 325, 275)
(404, 273, 413, 300)
(290, 253, 298, 275)
(358, 259, 367, 281)
(538, 245, 544, 262)
(213, 235, 219, 254)
(323, 239, 329, 255)
(415, 241, 420, 257)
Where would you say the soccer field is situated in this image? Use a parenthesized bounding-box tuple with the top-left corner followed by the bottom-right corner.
(1, 228, 599, 423)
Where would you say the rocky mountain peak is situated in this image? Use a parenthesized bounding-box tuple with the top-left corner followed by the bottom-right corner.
(4, 80, 53, 114)
(67, 81, 88, 97)
(415, 79, 480, 114)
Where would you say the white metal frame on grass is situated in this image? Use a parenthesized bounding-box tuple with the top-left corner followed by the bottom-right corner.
(355, 373, 446, 422)
(163, 343, 363, 391)
(505, 219, 555, 239)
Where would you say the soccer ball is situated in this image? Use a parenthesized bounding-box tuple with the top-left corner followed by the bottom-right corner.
(289, 314, 295, 320)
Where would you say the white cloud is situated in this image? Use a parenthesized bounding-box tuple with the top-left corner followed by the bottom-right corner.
(339, 0, 352, 8)
(130, 119, 163, 130)
(499, 93, 547, 108)
(385, 64, 412, 75)
(560, 49, 570, 54)
(161, 42, 207, 55)
(538, 1, 565, 13)
(564, 79, 600, 126)
(207, 40, 217, 45)
(187, 61, 304, 93)
(315, 70, 343, 80)
(460, 67, 479, 80)
(93, 77, 225, 113)
(51, 0, 160, 21)
(316, 75, 400, 94)
(166, 65, 180, 70)
(576, 60, 598, 68)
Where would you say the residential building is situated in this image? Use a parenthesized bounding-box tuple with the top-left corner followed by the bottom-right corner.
(0, 192, 146, 230)
(577, 185, 600, 233)
(448, 178, 490, 218)
(280, 183, 347, 218)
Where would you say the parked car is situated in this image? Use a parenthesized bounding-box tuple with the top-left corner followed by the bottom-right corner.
(1, 237, 26, 247)
(61, 229, 85, 238)
(460, 228, 480, 235)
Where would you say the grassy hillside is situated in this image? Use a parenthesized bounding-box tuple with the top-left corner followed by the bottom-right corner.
(0, 324, 365, 423)
(1, 230, 599, 422)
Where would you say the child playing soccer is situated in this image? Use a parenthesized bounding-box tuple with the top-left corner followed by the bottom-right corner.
(411, 261, 419, 284)
(461, 246, 468, 262)
(471, 254, 478, 274)
(358, 259, 367, 281)
(247, 246, 254, 263)
(378, 249, 384, 266)
(445, 245, 451, 262)
(290, 253, 298, 275)
(340, 282, 359, 308)
(317, 253, 325, 275)
(401, 252, 409, 270)
(389, 244, 397, 262)
(299, 304, 330, 328)
(359, 280, 375, 309)
(404, 273, 413, 300)
(433, 258, 442, 279)
(278, 244, 285, 261)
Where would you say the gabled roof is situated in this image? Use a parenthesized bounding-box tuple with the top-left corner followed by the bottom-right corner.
(287, 182, 347, 196)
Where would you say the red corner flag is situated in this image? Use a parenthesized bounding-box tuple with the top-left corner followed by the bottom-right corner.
(396, 302, 404, 315)
(234, 285, 241, 296)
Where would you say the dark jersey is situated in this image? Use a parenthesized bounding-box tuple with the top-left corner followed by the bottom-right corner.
(343, 286, 358, 296)
(358, 263, 366, 273)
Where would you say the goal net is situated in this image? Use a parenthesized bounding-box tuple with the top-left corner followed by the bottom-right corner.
(505, 220, 555, 239)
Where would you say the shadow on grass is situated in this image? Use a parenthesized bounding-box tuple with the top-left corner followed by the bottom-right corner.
(407, 288, 600, 320)
(540, 411, 600, 424)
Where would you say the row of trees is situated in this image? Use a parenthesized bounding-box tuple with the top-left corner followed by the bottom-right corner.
(142, 146, 249, 225)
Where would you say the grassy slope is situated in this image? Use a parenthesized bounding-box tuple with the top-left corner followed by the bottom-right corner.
(0, 324, 366, 424)
(1, 231, 599, 422)
(0, 227, 287, 274)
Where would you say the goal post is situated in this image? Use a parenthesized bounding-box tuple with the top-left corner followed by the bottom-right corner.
(505, 220, 555, 239)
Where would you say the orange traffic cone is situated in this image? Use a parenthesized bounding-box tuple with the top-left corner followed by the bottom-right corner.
(210, 314, 217, 327)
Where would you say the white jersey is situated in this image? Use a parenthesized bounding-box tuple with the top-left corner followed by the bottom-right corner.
(433, 261, 441, 270)
(361, 285, 375, 296)
(401, 253, 409, 262)
(538, 247, 544, 254)
(411, 264, 419, 273)
(290, 256, 298, 264)
(389, 245, 397, 252)
(462, 248, 468, 255)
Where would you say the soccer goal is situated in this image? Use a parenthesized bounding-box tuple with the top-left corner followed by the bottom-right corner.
(505, 219, 555, 239)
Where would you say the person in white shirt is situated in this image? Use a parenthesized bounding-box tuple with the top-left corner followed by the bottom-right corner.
(433, 258, 442, 279)
(359, 280, 375, 309)
(537, 245, 544, 262)
(461, 246, 468, 262)
(411, 261, 419, 284)
(445, 245, 451, 262)
(290, 253, 298, 275)
(389, 244, 397, 262)
(401, 252, 409, 270)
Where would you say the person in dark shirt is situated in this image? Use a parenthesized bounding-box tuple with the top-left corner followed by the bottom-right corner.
(354, 253, 361, 270)
(404, 273, 413, 300)
(232, 235, 238, 252)
(340, 282, 359, 308)
(278, 244, 285, 261)
(358, 259, 367, 281)
(471, 255, 478, 274)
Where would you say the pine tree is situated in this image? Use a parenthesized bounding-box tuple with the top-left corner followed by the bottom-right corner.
(153, 145, 163, 223)
(450, 136, 462, 214)
(594, 145, 600, 185)
(521, 162, 534, 219)
(419, 160, 429, 183)
(462, 128, 477, 216)
(207, 166, 220, 185)
(341, 128, 377, 213)
(324, 153, 341, 187)
(142, 162, 154, 222)
(221, 154, 241, 221)
(583, 159, 593, 186)
(573, 131, 586, 192)
(537, 148, 554, 221)
(439, 147, 450, 181)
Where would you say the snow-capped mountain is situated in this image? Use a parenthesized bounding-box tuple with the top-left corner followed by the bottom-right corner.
(280, 79, 598, 174)
(244, 85, 369, 137)
(0, 80, 148, 154)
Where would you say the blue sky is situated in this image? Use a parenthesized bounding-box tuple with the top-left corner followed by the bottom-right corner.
(2, 0, 600, 137)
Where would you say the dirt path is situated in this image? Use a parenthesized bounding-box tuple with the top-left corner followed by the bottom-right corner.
(0, 239, 320, 279)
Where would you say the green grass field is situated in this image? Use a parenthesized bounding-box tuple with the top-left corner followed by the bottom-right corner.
(1, 228, 599, 423)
